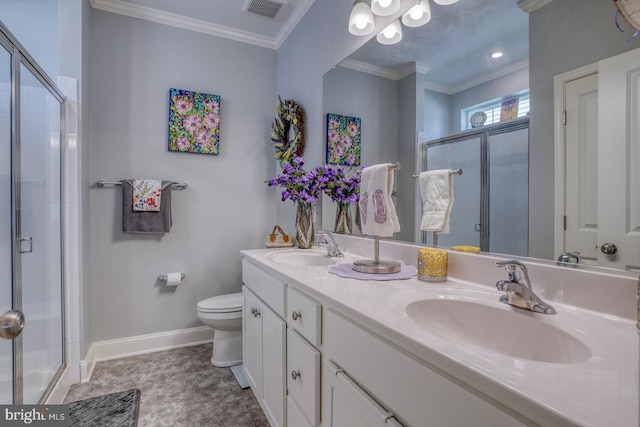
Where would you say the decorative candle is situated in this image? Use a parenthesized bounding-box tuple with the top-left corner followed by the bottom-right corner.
(417, 248, 448, 282)
(451, 245, 480, 254)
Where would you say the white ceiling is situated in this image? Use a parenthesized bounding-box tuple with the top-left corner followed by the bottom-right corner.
(89, 0, 316, 49)
(90, 0, 529, 91)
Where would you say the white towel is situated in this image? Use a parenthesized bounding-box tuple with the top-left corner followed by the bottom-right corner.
(419, 170, 454, 233)
(132, 179, 162, 212)
(358, 164, 400, 237)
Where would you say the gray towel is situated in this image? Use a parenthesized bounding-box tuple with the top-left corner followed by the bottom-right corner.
(122, 180, 173, 233)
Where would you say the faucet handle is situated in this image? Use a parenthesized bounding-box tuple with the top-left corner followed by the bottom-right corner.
(495, 259, 529, 283)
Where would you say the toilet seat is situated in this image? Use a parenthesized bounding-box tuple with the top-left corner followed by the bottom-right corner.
(197, 292, 243, 314)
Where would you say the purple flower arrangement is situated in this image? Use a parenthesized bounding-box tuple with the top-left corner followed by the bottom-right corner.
(267, 156, 327, 203)
(322, 164, 362, 204)
(268, 156, 364, 205)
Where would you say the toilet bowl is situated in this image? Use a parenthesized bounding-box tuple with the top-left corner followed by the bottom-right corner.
(197, 292, 243, 367)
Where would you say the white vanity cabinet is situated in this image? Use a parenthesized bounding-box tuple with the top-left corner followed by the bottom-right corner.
(242, 260, 286, 427)
(322, 309, 528, 427)
(286, 286, 322, 426)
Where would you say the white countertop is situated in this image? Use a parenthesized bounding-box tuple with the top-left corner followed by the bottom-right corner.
(241, 247, 639, 427)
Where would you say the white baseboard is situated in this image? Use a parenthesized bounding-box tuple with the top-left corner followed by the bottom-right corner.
(80, 326, 213, 383)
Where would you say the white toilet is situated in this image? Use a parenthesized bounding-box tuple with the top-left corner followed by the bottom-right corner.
(196, 292, 243, 367)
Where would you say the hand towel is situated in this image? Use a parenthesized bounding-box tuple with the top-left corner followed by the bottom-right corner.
(132, 179, 162, 211)
(419, 170, 454, 233)
(123, 180, 174, 233)
(358, 164, 400, 237)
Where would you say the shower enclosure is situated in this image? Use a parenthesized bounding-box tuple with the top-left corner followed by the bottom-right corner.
(0, 23, 65, 404)
(420, 118, 529, 256)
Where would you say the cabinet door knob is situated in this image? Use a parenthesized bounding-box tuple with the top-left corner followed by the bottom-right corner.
(291, 311, 302, 321)
(250, 307, 256, 316)
(291, 370, 301, 380)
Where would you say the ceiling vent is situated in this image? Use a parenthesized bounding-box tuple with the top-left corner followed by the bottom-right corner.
(242, 0, 287, 19)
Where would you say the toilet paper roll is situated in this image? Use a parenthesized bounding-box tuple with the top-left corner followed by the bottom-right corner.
(166, 272, 182, 286)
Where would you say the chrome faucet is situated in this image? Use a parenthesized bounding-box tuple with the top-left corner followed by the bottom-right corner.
(557, 251, 581, 265)
(315, 231, 344, 257)
(495, 260, 556, 314)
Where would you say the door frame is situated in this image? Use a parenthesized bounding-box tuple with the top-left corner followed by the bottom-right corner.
(553, 62, 599, 260)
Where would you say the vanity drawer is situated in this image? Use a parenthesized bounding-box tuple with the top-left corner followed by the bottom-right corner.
(287, 287, 322, 346)
(287, 329, 320, 426)
(242, 259, 285, 318)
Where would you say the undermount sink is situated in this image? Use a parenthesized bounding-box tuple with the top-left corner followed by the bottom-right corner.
(266, 249, 341, 266)
(405, 298, 592, 364)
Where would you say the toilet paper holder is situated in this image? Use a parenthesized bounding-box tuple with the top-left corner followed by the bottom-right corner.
(158, 273, 186, 281)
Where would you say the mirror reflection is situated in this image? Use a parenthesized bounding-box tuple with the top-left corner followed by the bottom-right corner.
(321, 0, 640, 273)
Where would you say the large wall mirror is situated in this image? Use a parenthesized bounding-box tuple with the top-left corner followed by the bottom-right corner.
(321, 0, 640, 274)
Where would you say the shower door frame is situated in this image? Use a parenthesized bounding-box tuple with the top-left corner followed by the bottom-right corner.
(0, 21, 66, 405)
(418, 117, 529, 252)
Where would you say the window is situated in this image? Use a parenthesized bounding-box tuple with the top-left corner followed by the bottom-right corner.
(462, 90, 530, 131)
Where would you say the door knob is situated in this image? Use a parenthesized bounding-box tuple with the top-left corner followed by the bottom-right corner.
(0, 309, 25, 340)
(600, 243, 618, 255)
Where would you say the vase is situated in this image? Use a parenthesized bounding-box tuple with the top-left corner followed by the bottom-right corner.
(295, 201, 315, 249)
(334, 201, 353, 235)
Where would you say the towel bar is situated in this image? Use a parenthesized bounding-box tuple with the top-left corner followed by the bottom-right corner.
(158, 273, 185, 281)
(96, 180, 188, 190)
(412, 169, 462, 180)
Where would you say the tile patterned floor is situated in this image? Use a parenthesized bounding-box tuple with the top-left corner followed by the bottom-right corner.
(64, 344, 269, 427)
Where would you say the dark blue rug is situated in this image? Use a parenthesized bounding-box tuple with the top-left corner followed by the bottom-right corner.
(68, 389, 140, 427)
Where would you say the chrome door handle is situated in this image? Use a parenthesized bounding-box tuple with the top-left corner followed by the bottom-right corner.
(0, 309, 25, 340)
(600, 243, 618, 255)
(19, 237, 32, 253)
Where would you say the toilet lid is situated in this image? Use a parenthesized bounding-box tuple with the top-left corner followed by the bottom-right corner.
(198, 292, 243, 313)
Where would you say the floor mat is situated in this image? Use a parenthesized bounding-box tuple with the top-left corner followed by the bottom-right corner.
(68, 389, 140, 427)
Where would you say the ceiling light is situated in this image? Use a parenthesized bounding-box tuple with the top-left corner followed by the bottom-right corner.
(371, 0, 401, 16)
(376, 20, 403, 45)
(433, 0, 459, 5)
(349, 0, 375, 36)
(491, 51, 504, 59)
(402, 0, 431, 27)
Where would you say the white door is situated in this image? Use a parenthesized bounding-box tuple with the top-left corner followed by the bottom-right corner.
(598, 48, 640, 271)
(564, 73, 599, 264)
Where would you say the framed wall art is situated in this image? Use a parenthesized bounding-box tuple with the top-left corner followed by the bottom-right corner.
(168, 88, 220, 155)
(326, 113, 361, 166)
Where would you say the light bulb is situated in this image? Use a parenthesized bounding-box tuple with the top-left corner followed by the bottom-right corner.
(410, 7, 423, 19)
(354, 16, 367, 29)
(371, 0, 400, 16)
(349, 1, 375, 36)
(402, 0, 430, 28)
(383, 27, 395, 38)
(378, 0, 392, 7)
(376, 20, 402, 45)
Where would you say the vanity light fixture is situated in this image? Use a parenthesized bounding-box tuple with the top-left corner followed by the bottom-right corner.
(371, 0, 401, 16)
(349, 0, 375, 36)
(433, 0, 459, 4)
(377, 19, 403, 45)
(402, 0, 431, 27)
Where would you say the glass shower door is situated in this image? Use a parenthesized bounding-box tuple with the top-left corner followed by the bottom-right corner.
(18, 61, 63, 404)
(0, 36, 13, 405)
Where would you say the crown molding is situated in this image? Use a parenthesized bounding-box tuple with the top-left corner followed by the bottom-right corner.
(338, 58, 400, 80)
(517, 0, 554, 13)
(89, 0, 312, 49)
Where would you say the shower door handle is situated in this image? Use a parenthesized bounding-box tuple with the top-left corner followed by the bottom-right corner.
(0, 309, 25, 340)
(18, 237, 32, 253)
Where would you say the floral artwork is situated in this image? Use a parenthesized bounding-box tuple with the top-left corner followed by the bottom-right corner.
(168, 88, 220, 155)
(326, 113, 361, 166)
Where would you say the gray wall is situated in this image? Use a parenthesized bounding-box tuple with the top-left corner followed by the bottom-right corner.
(528, 0, 637, 259)
(87, 10, 276, 342)
(423, 89, 452, 141)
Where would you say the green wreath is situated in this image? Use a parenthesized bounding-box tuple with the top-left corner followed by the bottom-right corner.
(271, 96, 305, 163)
